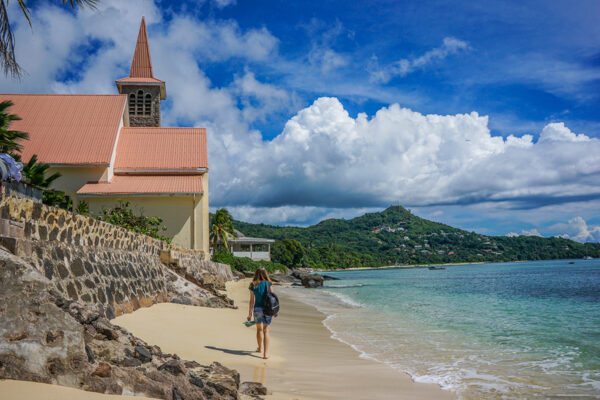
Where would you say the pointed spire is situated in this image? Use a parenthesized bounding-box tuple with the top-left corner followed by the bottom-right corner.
(129, 17, 154, 78)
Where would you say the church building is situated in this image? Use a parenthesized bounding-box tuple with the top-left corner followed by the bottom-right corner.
(0, 17, 210, 255)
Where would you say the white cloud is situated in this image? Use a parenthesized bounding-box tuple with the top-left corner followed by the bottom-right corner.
(539, 122, 591, 142)
(210, 97, 600, 212)
(521, 229, 543, 237)
(212, 0, 237, 8)
(506, 229, 542, 237)
(554, 217, 600, 243)
(369, 37, 470, 83)
(230, 70, 298, 123)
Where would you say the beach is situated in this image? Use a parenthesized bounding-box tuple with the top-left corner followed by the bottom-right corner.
(0, 278, 453, 399)
(112, 278, 453, 399)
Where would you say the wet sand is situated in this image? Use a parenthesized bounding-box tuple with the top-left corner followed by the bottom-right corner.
(113, 279, 454, 399)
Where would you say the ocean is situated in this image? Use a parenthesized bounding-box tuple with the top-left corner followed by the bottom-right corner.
(283, 260, 600, 399)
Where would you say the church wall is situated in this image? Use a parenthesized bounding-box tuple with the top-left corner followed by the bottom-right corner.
(199, 173, 210, 255)
(47, 166, 108, 205)
(86, 195, 198, 251)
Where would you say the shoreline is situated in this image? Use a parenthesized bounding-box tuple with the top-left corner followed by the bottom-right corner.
(320, 257, 590, 272)
(0, 278, 454, 399)
(112, 278, 453, 399)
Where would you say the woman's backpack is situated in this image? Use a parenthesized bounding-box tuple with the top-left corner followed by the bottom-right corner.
(262, 283, 280, 317)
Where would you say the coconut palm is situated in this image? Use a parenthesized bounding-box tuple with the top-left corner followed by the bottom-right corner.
(21, 154, 61, 188)
(1, 0, 98, 77)
(0, 100, 27, 152)
(210, 208, 237, 253)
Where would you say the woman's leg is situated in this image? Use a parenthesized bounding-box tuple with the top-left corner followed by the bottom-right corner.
(262, 324, 270, 359)
(255, 323, 263, 352)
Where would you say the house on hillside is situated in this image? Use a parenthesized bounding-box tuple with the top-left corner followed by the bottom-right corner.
(229, 230, 275, 261)
(0, 17, 210, 255)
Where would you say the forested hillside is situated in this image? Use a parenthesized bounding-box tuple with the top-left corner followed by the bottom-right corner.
(233, 206, 600, 269)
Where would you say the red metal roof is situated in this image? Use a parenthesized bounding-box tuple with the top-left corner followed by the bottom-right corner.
(115, 76, 164, 84)
(130, 16, 154, 79)
(114, 127, 208, 171)
(115, 17, 165, 98)
(77, 175, 203, 195)
(0, 94, 126, 165)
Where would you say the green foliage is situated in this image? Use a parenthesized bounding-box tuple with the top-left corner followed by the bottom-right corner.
(233, 205, 600, 269)
(76, 200, 89, 215)
(209, 208, 237, 253)
(96, 201, 170, 243)
(20, 154, 61, 188)
(272, 238, 306, 268)
(212, 252, 287, 274)
(0, 100, 28, 153)
(42, 189, 72, 210)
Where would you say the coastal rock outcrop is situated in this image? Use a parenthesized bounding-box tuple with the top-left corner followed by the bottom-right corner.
(0, 249, 244, 399)
(290, 270, 324, 288)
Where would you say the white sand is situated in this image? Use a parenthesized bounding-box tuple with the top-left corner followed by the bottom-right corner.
(114, 279, 454, 399)
(1, 279, 454, 399)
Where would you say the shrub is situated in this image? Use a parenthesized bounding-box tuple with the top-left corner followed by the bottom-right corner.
(96, 201, 171, 244)
(212, 252, 287, 274)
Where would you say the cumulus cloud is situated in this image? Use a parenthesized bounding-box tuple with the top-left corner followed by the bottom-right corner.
(506, 229, 542, 237)
(554, 217, 600, 243)
(369, 37, 470, 83)
(230, 70, 298, 123)
(211, 97, 600, 212)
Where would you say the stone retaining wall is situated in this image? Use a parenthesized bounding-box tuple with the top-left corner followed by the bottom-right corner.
(0, 194, 234, 317)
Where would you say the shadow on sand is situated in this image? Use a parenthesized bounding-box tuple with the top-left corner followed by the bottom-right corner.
(204, 345, 263, 359)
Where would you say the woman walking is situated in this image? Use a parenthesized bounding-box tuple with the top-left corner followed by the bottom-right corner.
(248, 267, 277, 359)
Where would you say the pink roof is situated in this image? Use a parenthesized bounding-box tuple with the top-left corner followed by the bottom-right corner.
(0, 94, 126, 165)
(114, 127, 208, 171)
(115, 76, 164, 84)
(77, 175, 203, 195)
(116, 17, 161, 82)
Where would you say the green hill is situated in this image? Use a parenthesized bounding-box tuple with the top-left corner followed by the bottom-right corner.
(233, 206, 600, 269)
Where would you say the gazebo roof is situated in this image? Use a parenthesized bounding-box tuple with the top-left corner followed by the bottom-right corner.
(230, 230, 275, 244)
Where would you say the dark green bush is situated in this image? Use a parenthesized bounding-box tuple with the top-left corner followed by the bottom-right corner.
(96, 201, 171, 244)
(212, 252, 287, 274)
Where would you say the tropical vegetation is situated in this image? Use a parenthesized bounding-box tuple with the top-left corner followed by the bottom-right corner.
(96, 200, 170, 243)
(234, 206, 600, 269)
(209, 208, 237, 253)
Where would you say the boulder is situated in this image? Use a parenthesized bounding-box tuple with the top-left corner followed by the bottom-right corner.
(300, 274, 324, 288)
(240, 381, 269, 396)
(92, 362, 112, 377)
(270, 272, 298, 284)
(134, 345, 152, 363)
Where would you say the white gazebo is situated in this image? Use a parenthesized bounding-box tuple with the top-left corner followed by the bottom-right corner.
(229, 230, 275, 261)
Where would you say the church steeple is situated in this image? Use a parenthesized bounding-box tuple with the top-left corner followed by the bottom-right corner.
(116, 17, 166, 127)
(129, 16, 155, 79)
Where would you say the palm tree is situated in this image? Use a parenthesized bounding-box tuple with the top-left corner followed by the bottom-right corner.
(210, 208, 237, 254)
(21, 154, 61, 188)
(1, 0, 98, 78)
(0, 100, 27, 152)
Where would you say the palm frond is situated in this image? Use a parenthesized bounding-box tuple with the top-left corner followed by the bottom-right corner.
(0, 1, 23, 77)
(61, 0, 98, 9)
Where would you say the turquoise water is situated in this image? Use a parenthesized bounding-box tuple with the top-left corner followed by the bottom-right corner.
(285, 260, 600, 399)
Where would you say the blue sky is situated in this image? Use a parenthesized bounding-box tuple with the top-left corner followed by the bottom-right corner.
(2, 0, 600, 242)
